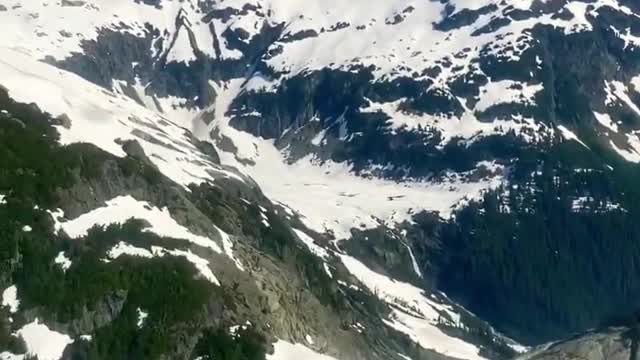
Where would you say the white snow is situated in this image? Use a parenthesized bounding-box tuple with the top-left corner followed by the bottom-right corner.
(0, 0, 228, 61)
(340, 255, 486, 360)
(166, 25, 197, 64)
(0, 352, 24, 360)
(611, 26, 640, 50)
(611, 138, 640, 163)
(311, 128, 327, 146)
(2, 286, 19, 314)
(113, 78, 200, 125)
(305, 334, 315, 345)
(48, 209, 65, 235)
(267, 340, 338, 360)
(229, 321, 253, 337)
(21, 225, 32, 233)
(509, 344, 532, 354)
(0, 2, 622, 358)
(403, 242, 423, 278)
(594, 112, 619, 133)
(0, 0, 629, 91)
(57, 195, 223, 253)
(17, 318, 73, 360)
(474, 81, 543, 112)
(292, 228, 329, 259)
(323, 263, 333, 278)
(106, 242, 221, 285)
(598, 82, 640, 161)
(211, 0, 627, 88)
(0, 47, 243, 188)
(79, 335, 93, 342)
(107, 242, 154, 259)
(136, 308, 148, 328)
(197, 79, 505, 241)
(154, 247, 220, 285)
(260, 211, 271, 228)
(229, 324, 242, 336)
(557, 125, 590, 149)
(216, 226, 245, 271)
(54, 252, 72, 272)
(53, 196, 225, 284)
(607, 81, 640, 117)
(360, 97, 549, 146)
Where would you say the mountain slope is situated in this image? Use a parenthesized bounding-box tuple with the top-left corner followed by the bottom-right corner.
(3, 0, 640, 359)
(0, 45, 510, 360)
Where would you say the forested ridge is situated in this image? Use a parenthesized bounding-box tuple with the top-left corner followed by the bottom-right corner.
(434, 136, 640, 344)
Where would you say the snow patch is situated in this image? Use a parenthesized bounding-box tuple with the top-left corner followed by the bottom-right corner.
(136, 308, 148, 328)
(360, 98, 549, 146)
(2, 286, 19, 314)
(17, 319, 73, 360)
(557, 125, 590, 149)
(267, 340, 338, 360)
(54, 252, 72, 272)
(611, 140, 640, 162)
(0, 353, 24, 360)
(155, 247, 220, 285)
(166, 25, 197, 64)
(403, 242, 423, 279)
(340, 255, 486, 360)
(474, 81, 543, 112)
(305, 334, 315, 345)
(292, 229, 329, 259)
(200, 80, 505, 241)
(611, 26, 640, 50)
(106, 242, 220, 285)
(594, 112, 619, 133)
(216, 226, 245, 271)
(107, 242, 154, 259)
(58, 195, 223, 254)
(607, 81, 640, 117)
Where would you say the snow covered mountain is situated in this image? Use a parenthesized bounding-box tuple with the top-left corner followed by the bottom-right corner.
(2, 0, 640, 359)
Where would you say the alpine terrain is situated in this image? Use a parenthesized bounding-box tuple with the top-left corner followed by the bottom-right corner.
(1, 0, 640, 359)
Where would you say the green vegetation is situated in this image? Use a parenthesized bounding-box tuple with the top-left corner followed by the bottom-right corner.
(0, 89, 268, 359)
(193, 326, 267, 360)
(189, 182, 340, 308)
(436, 140, 640, 344)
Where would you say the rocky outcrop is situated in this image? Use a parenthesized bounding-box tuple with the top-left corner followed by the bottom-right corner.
(521, 327, 640, 360)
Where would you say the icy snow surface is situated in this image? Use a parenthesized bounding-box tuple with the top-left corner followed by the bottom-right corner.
(17, 319, 73, 360)
(0, 0, 222, 61)
(216, 226, 245, 271)
(267, 340, 339, 360)
(0, 47, 243, 188)
(55, 195, 223, 253)
(197, 79, 504, 240)
(106, 241, 221, 285)
(1, 286, 19, 314)
(54, 252, 72, 272)
(340, 255, 486, 360)
(557, 125, 590, 149)
(137, 308, 149, 328)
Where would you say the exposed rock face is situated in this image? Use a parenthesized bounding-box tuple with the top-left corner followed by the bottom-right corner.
(521, 327, 640, 360)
